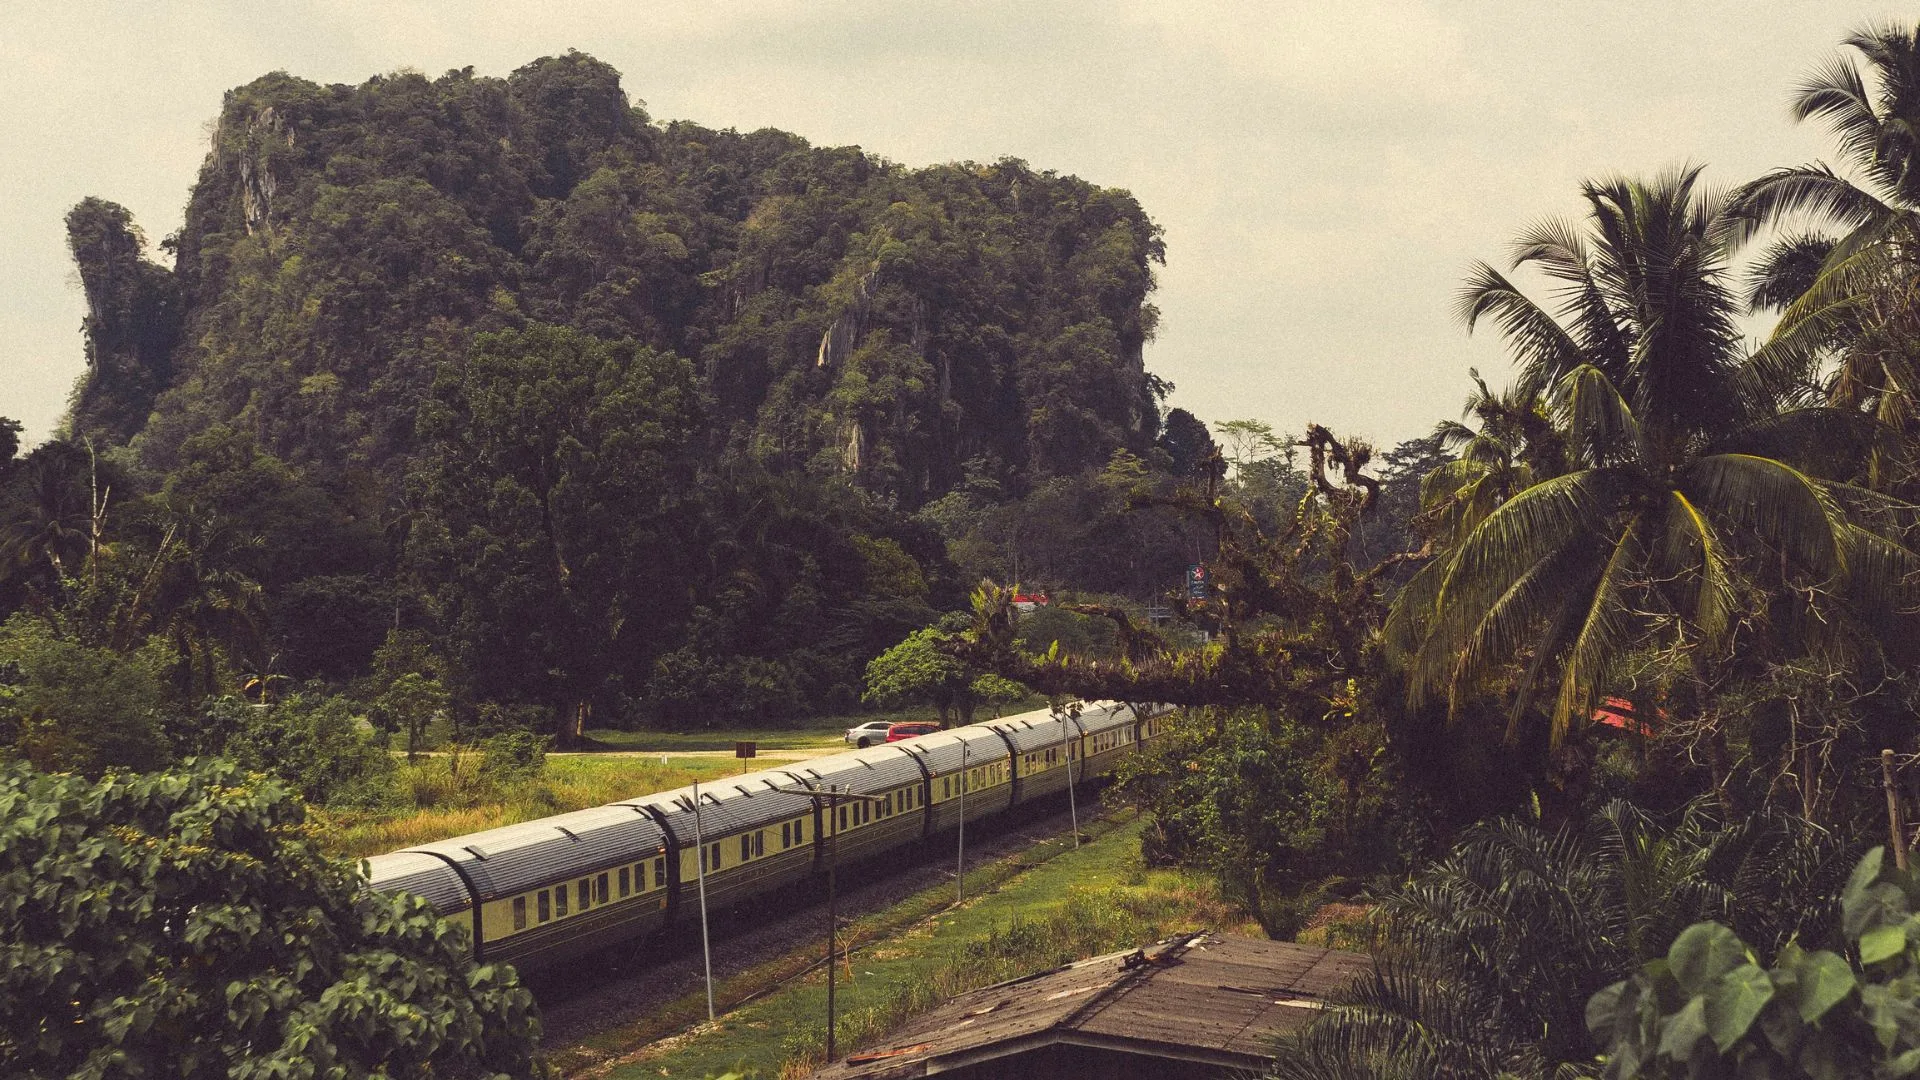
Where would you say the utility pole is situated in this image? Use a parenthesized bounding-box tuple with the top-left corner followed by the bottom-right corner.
(691, 779, 715, 1024)
(956, 740, 969, 905)
(765, 781, 884, 1065)
(1057, 703, 1080, 848)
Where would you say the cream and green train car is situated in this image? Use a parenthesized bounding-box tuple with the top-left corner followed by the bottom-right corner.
(903, 726, 1013, 835)
(987, 714, 1081, 803)
(626, 776, 819, 921)
(1076, 701, 1142, 779)
(366, 802, 675, 971)
(786, 744, 929, 867)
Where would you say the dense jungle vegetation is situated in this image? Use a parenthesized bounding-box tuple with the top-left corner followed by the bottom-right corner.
(12, 21, 1920, 1079)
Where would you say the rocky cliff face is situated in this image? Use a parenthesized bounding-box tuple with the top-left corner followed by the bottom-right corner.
(75, 53, 1168, 508)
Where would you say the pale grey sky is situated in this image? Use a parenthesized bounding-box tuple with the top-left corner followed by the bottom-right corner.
(0, 2, 1885, 450)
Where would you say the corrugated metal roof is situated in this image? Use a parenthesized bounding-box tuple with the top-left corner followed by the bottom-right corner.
(364, 850, 472, 913)
(812, 933, 1370, 1079)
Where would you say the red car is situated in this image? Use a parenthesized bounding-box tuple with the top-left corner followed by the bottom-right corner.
(884, 721, 941, 742)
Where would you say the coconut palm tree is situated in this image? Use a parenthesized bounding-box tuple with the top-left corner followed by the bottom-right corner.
(1732, 22, 1920, 492)
(1417, 370, 1568, 550)
(1388, 166, 1912, 743)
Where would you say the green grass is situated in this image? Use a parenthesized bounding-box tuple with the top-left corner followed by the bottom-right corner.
(557, 811, 1252, 1080)
(316, 754, 746, 860)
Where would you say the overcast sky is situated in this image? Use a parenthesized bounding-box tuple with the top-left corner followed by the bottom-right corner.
(0, 2, 1890, 450)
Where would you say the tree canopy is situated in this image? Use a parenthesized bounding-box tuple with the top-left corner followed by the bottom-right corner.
(0, 758, 546, 1079)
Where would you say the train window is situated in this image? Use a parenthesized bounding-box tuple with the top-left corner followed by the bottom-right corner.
(538, 890, 551, 923)
(578, 878, 592, 910)
(740, 834, 752, 862)
(712, 842, 722, 868)
(619, 867, 630, 897)
(754, 831, 765, 856)
(781, 822, 791, 848)
(555, 886, 569, 918)
(654, 857, 666, 888)
(837, 805, 847, 831)
(597, 873, 609, 903)
(513, 896, 527, 931)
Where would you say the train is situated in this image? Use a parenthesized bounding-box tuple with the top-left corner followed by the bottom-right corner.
(364, 701, 1175, 972)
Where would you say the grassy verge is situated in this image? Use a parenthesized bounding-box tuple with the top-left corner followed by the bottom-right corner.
(316, 754, 745, 859)
(559, 811, 1252, 1080)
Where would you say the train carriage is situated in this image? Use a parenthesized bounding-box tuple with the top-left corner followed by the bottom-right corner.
(986, 713, 1081, 805)
(1075, 701, 1141, 778)
(373, 802, 674, 970)
(786, 744, 929, 866)
(629, 774, 819, 923)
(903, 726, 1014, 834)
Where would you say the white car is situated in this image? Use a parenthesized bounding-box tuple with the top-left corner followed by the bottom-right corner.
(844, 721, 894, 748)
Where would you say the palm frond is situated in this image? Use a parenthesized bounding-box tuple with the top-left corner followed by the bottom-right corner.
(1551, 515, 1647, 744)
(1456, 262, 1586, 395)
(1682, 453, 1850, 576)
(1555, 365, 1642, 467)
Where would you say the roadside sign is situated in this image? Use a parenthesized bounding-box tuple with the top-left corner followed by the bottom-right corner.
(1186, 564, 1209, 599)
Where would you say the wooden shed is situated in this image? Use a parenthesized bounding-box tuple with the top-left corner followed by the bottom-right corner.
(809, 932, 1369, 1080)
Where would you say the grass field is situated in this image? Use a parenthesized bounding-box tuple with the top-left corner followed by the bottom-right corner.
(561, 812, 1253, 1080)
(317, 754, 748, 860)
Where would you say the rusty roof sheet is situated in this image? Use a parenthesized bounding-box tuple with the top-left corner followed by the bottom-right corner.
(812, 933, 1369, 1079)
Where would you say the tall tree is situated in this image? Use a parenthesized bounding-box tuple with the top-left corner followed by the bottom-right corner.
(1732, 21, 1920, 495)
(1389, 167, 1917, 744)
(412, 324, 701, 741)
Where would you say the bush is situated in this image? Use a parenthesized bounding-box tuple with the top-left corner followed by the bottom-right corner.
(220, 692, 394, 805)
(481, 729, 550, 783)
(0, 759, 549, 1079)
(0, 614, 172, 774)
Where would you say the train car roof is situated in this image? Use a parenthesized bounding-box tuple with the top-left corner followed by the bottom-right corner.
(402, 802, 668, 901)
(898, 724, 1011, 773)
(1072, 701, 1140, 733)
(364, 850, 473, 915)
(622, 771, 820, 840)
(982, 713, 1081, 753)
(790, 742, 923, 793)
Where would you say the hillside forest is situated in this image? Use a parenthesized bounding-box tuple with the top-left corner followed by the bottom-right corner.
(11, 25, 1920, 1078)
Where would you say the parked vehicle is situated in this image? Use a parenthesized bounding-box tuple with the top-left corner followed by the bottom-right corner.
(884, 721, 941, 742)
(844, 721, 894, 748)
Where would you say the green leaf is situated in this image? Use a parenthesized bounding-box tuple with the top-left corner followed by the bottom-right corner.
(1670, 923, 1751, 995)
(1658, 996, 1711, 1061)
(1843, 847, 1890, 936)
(1862, 924, 1909, 966)
(1588, 979, 1628, 1038)
(1886, 1048, 1920, 1078)
(1786, 949, 1857, 1023)
(1704, 963, 1774, 1051)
